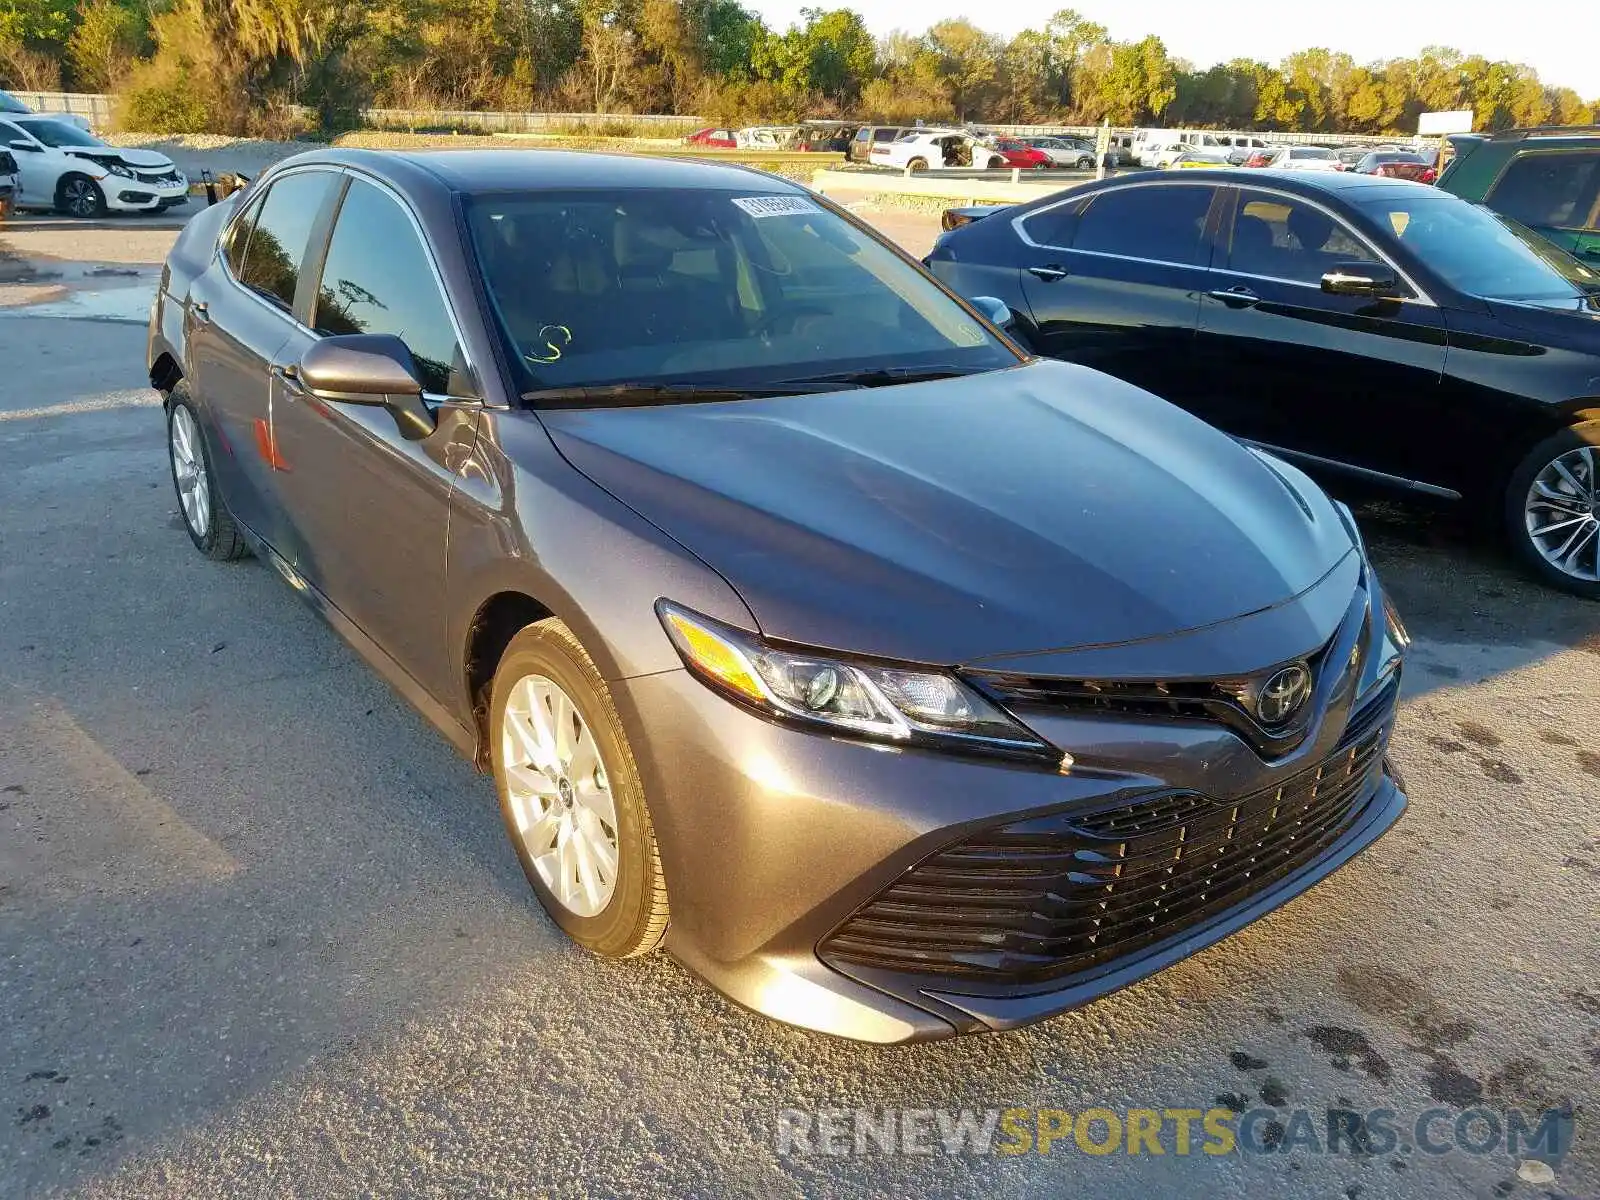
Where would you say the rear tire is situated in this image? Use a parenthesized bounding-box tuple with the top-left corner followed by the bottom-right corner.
(1504, 421, 1600, 599)
(56, 173, 106, 218)
(490, 618, 670, 958)
(906, 157, 928, 173)
(167, 383, 247, 561)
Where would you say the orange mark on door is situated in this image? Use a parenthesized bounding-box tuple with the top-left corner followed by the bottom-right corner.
(253, 418, 290, 471)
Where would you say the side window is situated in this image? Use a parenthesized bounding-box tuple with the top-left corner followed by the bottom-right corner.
(222, 198, 260, 276)
(0, 119, 28, 145)
(236, 171, 338, 311)
(854, 129, 870, 142)
(313, 177, 462, 395)
(1073, 185, 1215, 265)
(1488, 151, 1600, 231)
(1021, 199, 1083, 247)
(1227, 192, 1379, 285)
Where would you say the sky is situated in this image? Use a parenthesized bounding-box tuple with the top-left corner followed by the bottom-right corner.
(746, 0, 1600, 99)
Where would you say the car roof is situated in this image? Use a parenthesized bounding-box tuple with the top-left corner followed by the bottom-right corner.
(268, 147, 811, 195)
(1094, 167, 1437, 201)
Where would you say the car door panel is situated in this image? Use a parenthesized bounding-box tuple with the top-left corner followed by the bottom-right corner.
(1191, 187, 1448, 487)
(268, 175, 481, 701)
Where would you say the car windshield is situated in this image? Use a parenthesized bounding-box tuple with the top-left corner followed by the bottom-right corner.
(1356, 193, 1596, 301)
(466, 188, 1019, 401)
(16, 119, 104, 148)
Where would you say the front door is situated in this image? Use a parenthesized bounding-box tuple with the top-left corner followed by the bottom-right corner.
(1191, 186, 1448, 486)
(185, 169, 341, 545)
(268, 175, 482, 700)
(1017, 182, 1220, 401)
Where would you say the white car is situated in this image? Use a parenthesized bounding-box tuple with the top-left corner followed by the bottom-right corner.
(0, 114, 188, 217)
(1135, 130, 1226, 169)
(734, 126, 796, 150)
(0, 89, 92, 132)
(1265, 145, 1345, 172)
(0, 150, 17, 220)
(869, 129, 1006, 172)
(1215, 134, 1272, 165)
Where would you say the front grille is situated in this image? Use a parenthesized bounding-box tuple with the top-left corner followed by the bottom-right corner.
(820, 691, 1396, 986)
(135, 169, 179, 185)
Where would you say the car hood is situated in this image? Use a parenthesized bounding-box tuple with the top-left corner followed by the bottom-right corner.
(63, 147, 175, 170)
(539, 359, 1356, 665)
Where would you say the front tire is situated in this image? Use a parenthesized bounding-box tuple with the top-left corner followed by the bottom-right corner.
(906, 157, 928, 173)
(491, 618, 670, 958)
(56, 173, 106, 218)
(1505, 422, 1600, 598)
(167, 384, 247, 561)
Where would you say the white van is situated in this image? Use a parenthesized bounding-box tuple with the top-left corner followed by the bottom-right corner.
(1135, 130, 1224, 168)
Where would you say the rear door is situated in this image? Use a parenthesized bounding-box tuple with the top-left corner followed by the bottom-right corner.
(268, 174, 482, 698)
(1483, 148, 1600, 262)
(1191, 185, 1448, 482)
(184, 168, 341, 546)
(1016, 181, 1220, 400)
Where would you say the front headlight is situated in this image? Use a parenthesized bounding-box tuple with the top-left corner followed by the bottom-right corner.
(105, 161, 135, 178)
(658, 601, 1058, 764)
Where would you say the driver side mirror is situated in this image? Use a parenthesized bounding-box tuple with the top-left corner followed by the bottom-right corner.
(969, 295, 1018, 333)
(1321, 261, 1400, 297)
(297, 333, 436, 441)
(9, 140, 39, 153)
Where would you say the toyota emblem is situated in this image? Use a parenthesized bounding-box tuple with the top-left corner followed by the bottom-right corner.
(1255, 664, 1312, 725)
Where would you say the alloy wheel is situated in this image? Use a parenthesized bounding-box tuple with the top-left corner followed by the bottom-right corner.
(1525, 445, 1600, 582)
(501, 673, 620, 918)
(63, 178, 98, 218)
(169, 404, 211, 538)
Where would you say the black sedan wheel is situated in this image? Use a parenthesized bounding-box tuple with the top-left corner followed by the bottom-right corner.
(1507, 422, 1600, 598)
(56, 173, 106, 218)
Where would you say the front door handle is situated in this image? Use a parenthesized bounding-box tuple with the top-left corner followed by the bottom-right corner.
(1027, 265, 1069, 282)
(190, 300, 210, 324)
(271, 363, 306, 396)
(1208, 286, 1261, 308)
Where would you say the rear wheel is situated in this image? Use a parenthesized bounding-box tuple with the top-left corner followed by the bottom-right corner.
(906, 157, 928, 173)
(56, 173, 105, 218)
(490, 618, 670, 957)
(1505, 422, 1600, 598)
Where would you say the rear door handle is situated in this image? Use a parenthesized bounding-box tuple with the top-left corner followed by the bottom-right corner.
(1208, 286, 1261, 308)
(1027, 265, 1069, 282)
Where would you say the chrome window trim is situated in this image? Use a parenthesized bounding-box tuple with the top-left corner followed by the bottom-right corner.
(1012, 177, 1219, 264)
(1221, 183, 1437, 306)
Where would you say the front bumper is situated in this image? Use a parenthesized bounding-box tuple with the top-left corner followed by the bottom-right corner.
(105, 175, 188, 212)
(614, 560, 1407, 1043)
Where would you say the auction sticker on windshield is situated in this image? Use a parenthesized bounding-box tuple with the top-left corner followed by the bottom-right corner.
(732, 195, 823, 218)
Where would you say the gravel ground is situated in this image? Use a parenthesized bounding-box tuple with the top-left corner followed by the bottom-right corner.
(0, 209, 1595, 1200)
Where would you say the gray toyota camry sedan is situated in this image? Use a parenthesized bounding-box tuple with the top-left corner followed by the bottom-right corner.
(147, 149, 1409, 1042)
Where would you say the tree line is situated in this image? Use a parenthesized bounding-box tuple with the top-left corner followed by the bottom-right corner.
(1, 0, 1595, 138)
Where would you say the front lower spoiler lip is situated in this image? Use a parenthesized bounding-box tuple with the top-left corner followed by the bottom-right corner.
(830, 768, 1407, 1037)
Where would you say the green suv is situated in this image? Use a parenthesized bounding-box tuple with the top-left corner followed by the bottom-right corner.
(1438, 125, 1600, 262)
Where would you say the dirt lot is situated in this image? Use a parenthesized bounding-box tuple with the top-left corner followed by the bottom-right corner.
(0, 197, 1596, 1200)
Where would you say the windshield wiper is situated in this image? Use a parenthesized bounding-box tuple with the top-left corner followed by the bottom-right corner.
(520, 381, 821, 407)
(766, 366, 982, 389)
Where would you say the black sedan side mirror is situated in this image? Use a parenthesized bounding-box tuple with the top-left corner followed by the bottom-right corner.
(969, 295, 1018, 332)
(298, 334, 436, 441)
(1321, 261, 1400, 297)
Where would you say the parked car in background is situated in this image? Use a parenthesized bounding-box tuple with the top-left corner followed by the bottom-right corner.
(870, 129, 1007, 171)
(1168, 146, 1232, 169)
(849, 125, 910, 163)
(1104, 133, 1138, 167)
(1028, 136, 1096, 169)
(0, 148, 17, 221)
(989, 138, 1052, 169)
(1217, 135, 1272, 165)
(1243, 149, 1276, 168)
(682, 127, 736, 148)
(1439, 125, 1600, 262)
(794, 119, 856, 154)
(1354, 150, 1438, 183)
(0, 88, 92, 131)
(1266, 145, 1345, 171)
(0, 113, 187, 216)
(147, 146, 1409, 1041)
(734, 126, 794, 150)
(1335, 146, 1371, 168)
(925, 169, 1600, 596)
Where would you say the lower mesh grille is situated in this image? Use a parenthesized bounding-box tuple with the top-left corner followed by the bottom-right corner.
(820, 692, 1395, 985)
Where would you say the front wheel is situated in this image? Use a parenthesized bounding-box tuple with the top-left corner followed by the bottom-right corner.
(1505, 422, 1600, 597)
(490, 618, 670, 957)
(167, 384, 247, 560)
(57, 173, 106, 218)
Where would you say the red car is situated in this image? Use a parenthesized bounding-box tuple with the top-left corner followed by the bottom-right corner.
(1242, 150, 1274, 168)
(990, 138, 1052, 169)
(1355, 151, 1439, 184)
(682, 127, 737, 149)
